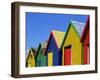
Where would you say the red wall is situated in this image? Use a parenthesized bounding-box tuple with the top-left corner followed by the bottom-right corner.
(83, 30, 89, 64)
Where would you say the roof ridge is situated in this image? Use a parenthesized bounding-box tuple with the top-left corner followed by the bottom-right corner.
(51, 30, 65, 48)
(71, 20, 85, 25)
(71, 20, 86, 37)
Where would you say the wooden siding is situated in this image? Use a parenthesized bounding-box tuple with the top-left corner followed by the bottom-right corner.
(64, 46, 71, 65)
(83, 29, 89, 64)
(46, 36, 59, 66)
(26, 49, 35, 67)
(62, 24, 82, 65)
(35, 44, 46, 67)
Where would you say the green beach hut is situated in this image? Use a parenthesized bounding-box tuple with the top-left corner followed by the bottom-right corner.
(35, 42, 47, 67)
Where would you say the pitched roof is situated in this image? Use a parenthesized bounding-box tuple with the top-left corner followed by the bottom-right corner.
(35, 44, 41, 60)
(61, 20, 86, 49)
(41, 41, 48, 49)
(71, 20, 85, 37)
(35, 42, 47, 59)
(52, 30, 65, 48)
(31, 48, 37, 56)
(26, 48, 36, 61)
(41, 41, 48, 54)
(81, 16, 89, 42)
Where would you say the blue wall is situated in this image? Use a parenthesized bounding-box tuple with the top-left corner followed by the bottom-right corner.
(45, 35, 62, 66)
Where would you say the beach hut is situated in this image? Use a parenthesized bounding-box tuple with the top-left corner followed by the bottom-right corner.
(26, 48, 36, 67)
(45, 30, 65, 66)
(61, 21, 85, 65)
(35, 42, 47, 67)
(81, 17, 90, 64)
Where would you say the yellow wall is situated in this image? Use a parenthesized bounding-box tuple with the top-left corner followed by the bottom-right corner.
(62, 25, 82, 65)
(48, 52, 53, 66)
(27, 50, 35, 67)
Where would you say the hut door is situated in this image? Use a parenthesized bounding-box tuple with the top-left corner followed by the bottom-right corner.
(64, 46, 71, 65)
(48, 52, 53, 66)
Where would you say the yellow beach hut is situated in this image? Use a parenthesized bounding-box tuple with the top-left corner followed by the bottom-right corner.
(61, 21, 85, 65)
(26, 48, 36, 67)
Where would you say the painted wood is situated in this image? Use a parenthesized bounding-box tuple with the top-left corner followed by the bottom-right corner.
(35, 44, 46, 67)
(45, 31, 65, 66)
(64, 46, 71, 65)
(80, 17, 89, 64)
(48, 52, 53, 66)
(26, 48, 36, 67)
(62, 24, 83, 65)
(83, 30, 89, 64)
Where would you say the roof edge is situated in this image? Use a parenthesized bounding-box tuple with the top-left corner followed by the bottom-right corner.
(60, 22, 81, 49)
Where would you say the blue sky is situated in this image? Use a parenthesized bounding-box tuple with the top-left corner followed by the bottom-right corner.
(26, 12, 88, 52)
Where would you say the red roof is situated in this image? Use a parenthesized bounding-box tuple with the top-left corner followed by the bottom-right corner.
(80, 16, 90, 42)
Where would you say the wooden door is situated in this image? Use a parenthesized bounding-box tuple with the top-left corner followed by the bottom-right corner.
(64, 46, 71, 65)
(48, 52, 53, 66)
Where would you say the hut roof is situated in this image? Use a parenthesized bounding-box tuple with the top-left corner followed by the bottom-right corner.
(52, 30, 65, 48)
(41, 41, 48, 49)
(80, 16, 89, 42)
(71, 20, 85, 37)
(41, 41, 48, 54)
(26, 48, 36, 61)
(61, 20, 86, 49)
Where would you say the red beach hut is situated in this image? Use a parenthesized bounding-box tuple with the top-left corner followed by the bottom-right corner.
(81, 16, 90, 64)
